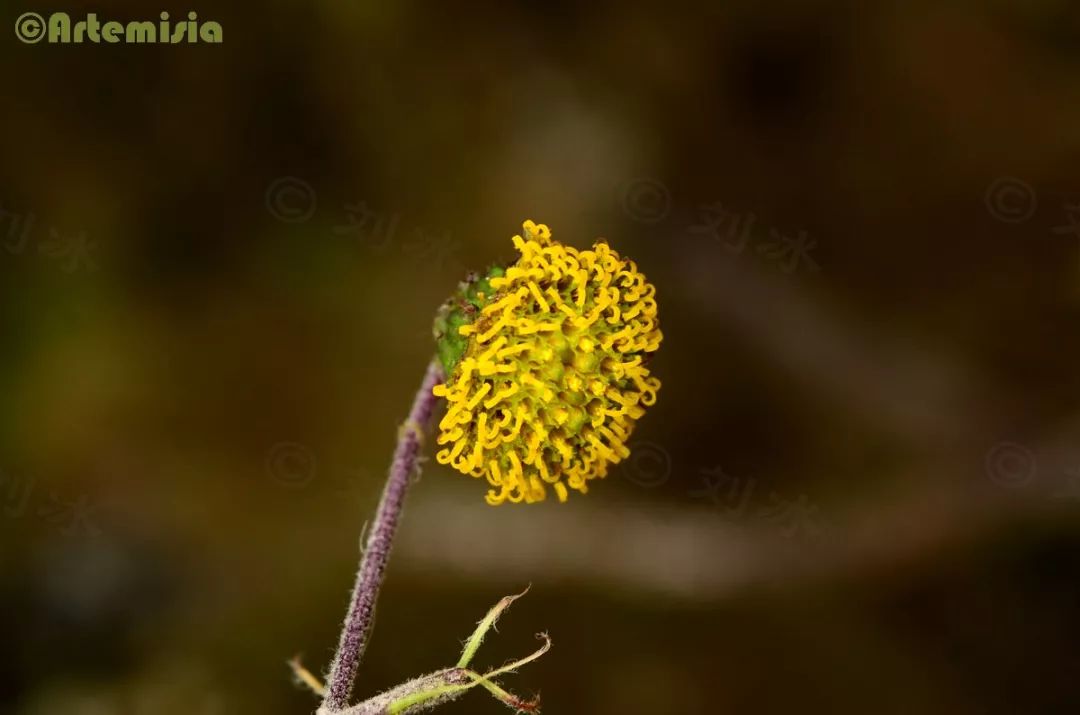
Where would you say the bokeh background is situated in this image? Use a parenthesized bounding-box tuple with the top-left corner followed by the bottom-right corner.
(3, 1, 1080, 713)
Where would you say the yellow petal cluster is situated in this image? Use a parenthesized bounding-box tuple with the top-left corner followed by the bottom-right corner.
(433, 220, 662, 504)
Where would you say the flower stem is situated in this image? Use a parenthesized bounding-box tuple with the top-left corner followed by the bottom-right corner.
(321, 359, 445, 712)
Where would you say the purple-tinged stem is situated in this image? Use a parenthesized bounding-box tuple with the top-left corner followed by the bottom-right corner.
(321, 360, 445, 712)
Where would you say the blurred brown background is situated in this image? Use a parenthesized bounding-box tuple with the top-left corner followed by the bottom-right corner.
(3, 1, 1080, 713)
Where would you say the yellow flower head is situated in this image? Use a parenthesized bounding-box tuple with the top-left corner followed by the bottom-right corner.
(432, 220, 662, 505)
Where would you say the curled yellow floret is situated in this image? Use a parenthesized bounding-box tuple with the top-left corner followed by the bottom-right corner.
(433, 220, 662, 505)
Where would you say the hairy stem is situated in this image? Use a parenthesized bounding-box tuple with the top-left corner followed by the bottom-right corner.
(321, 360, 445, 712)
